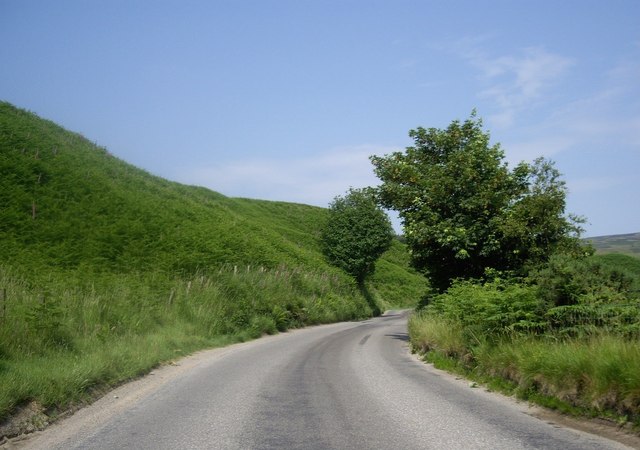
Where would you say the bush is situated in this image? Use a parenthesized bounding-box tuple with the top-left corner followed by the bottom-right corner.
(531, 253, 637, 307)
(530, 254, 640, 336)
(427, 280, 547, 342)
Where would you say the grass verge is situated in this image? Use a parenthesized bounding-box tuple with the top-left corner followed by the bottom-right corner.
(0, 264, 372, 431)
(408, 312, 640, 432)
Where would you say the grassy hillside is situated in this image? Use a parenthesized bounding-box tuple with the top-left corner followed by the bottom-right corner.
(0, 101, 425, 428)
(586, 233, 640, 257)
(1, 102, 326, 273)
(0, 100, 421, 286)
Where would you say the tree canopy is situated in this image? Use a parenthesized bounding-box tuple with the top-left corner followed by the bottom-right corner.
(371, 113, 584, 291)
(321, 188, 394, 284)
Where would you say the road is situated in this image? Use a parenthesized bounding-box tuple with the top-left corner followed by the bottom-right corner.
(12, 311, 634, 449)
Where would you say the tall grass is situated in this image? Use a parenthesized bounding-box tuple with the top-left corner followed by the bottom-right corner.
(0, 263, 370, 420)
(475, 334, 640, 419)
(407, 314, 466, 358)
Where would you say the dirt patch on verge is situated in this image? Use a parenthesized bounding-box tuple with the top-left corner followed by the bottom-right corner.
(0, 402, 49, 445)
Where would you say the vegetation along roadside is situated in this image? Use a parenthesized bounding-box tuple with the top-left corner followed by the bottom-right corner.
(379, 114, 640, 433)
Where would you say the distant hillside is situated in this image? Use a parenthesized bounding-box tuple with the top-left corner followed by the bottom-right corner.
(585, 232, 640, 257)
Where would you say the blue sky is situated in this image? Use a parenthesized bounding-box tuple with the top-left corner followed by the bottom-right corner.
(1, 1, 639, 237)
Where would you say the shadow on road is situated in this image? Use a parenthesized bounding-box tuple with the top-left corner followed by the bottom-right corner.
(384, 332, 409, 342)
(359, 284, 381, 316)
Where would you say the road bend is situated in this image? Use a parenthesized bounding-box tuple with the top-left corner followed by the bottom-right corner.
(14, 311, 632, 449)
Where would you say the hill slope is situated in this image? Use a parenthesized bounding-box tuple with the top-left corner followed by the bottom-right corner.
(1, 102, 331, 273)
(0, 100, 421, 288)
(0, 101, 425, 427)
(586, 232, 640, 257)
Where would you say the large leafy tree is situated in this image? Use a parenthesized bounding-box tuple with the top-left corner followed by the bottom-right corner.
(371, 113, 584, 291)
(321, 188, 394, 285)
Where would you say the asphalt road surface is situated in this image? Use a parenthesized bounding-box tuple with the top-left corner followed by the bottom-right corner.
(13, 311, 634, 449)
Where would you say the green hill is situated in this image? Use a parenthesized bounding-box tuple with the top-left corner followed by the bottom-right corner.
(0, 100, 421, 287)
(0, 101, 425, 427)
(586, 232, 640, 257)
(1, 102, 338, 273)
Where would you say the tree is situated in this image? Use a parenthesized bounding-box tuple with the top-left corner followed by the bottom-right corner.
(370, 112, 584, 292)
(321, 188, 394, 285)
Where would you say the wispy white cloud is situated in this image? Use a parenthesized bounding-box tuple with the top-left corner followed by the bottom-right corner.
(568, 176, 625, 194)
(176, 145, 398, 207)
(440, 34, 638, 152)
(473, 47, 574, 127)
(525, 57, 640, 148)
(552, 59, 640, 144)
(440, 37, 574, 128)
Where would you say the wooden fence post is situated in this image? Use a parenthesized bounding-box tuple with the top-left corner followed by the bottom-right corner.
(0, 288, 6, 321)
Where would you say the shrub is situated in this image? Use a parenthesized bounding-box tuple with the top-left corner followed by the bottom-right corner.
(531, 253, 637, 307)
(530, 254, 640, 336)
(427, 280, 547, 342)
